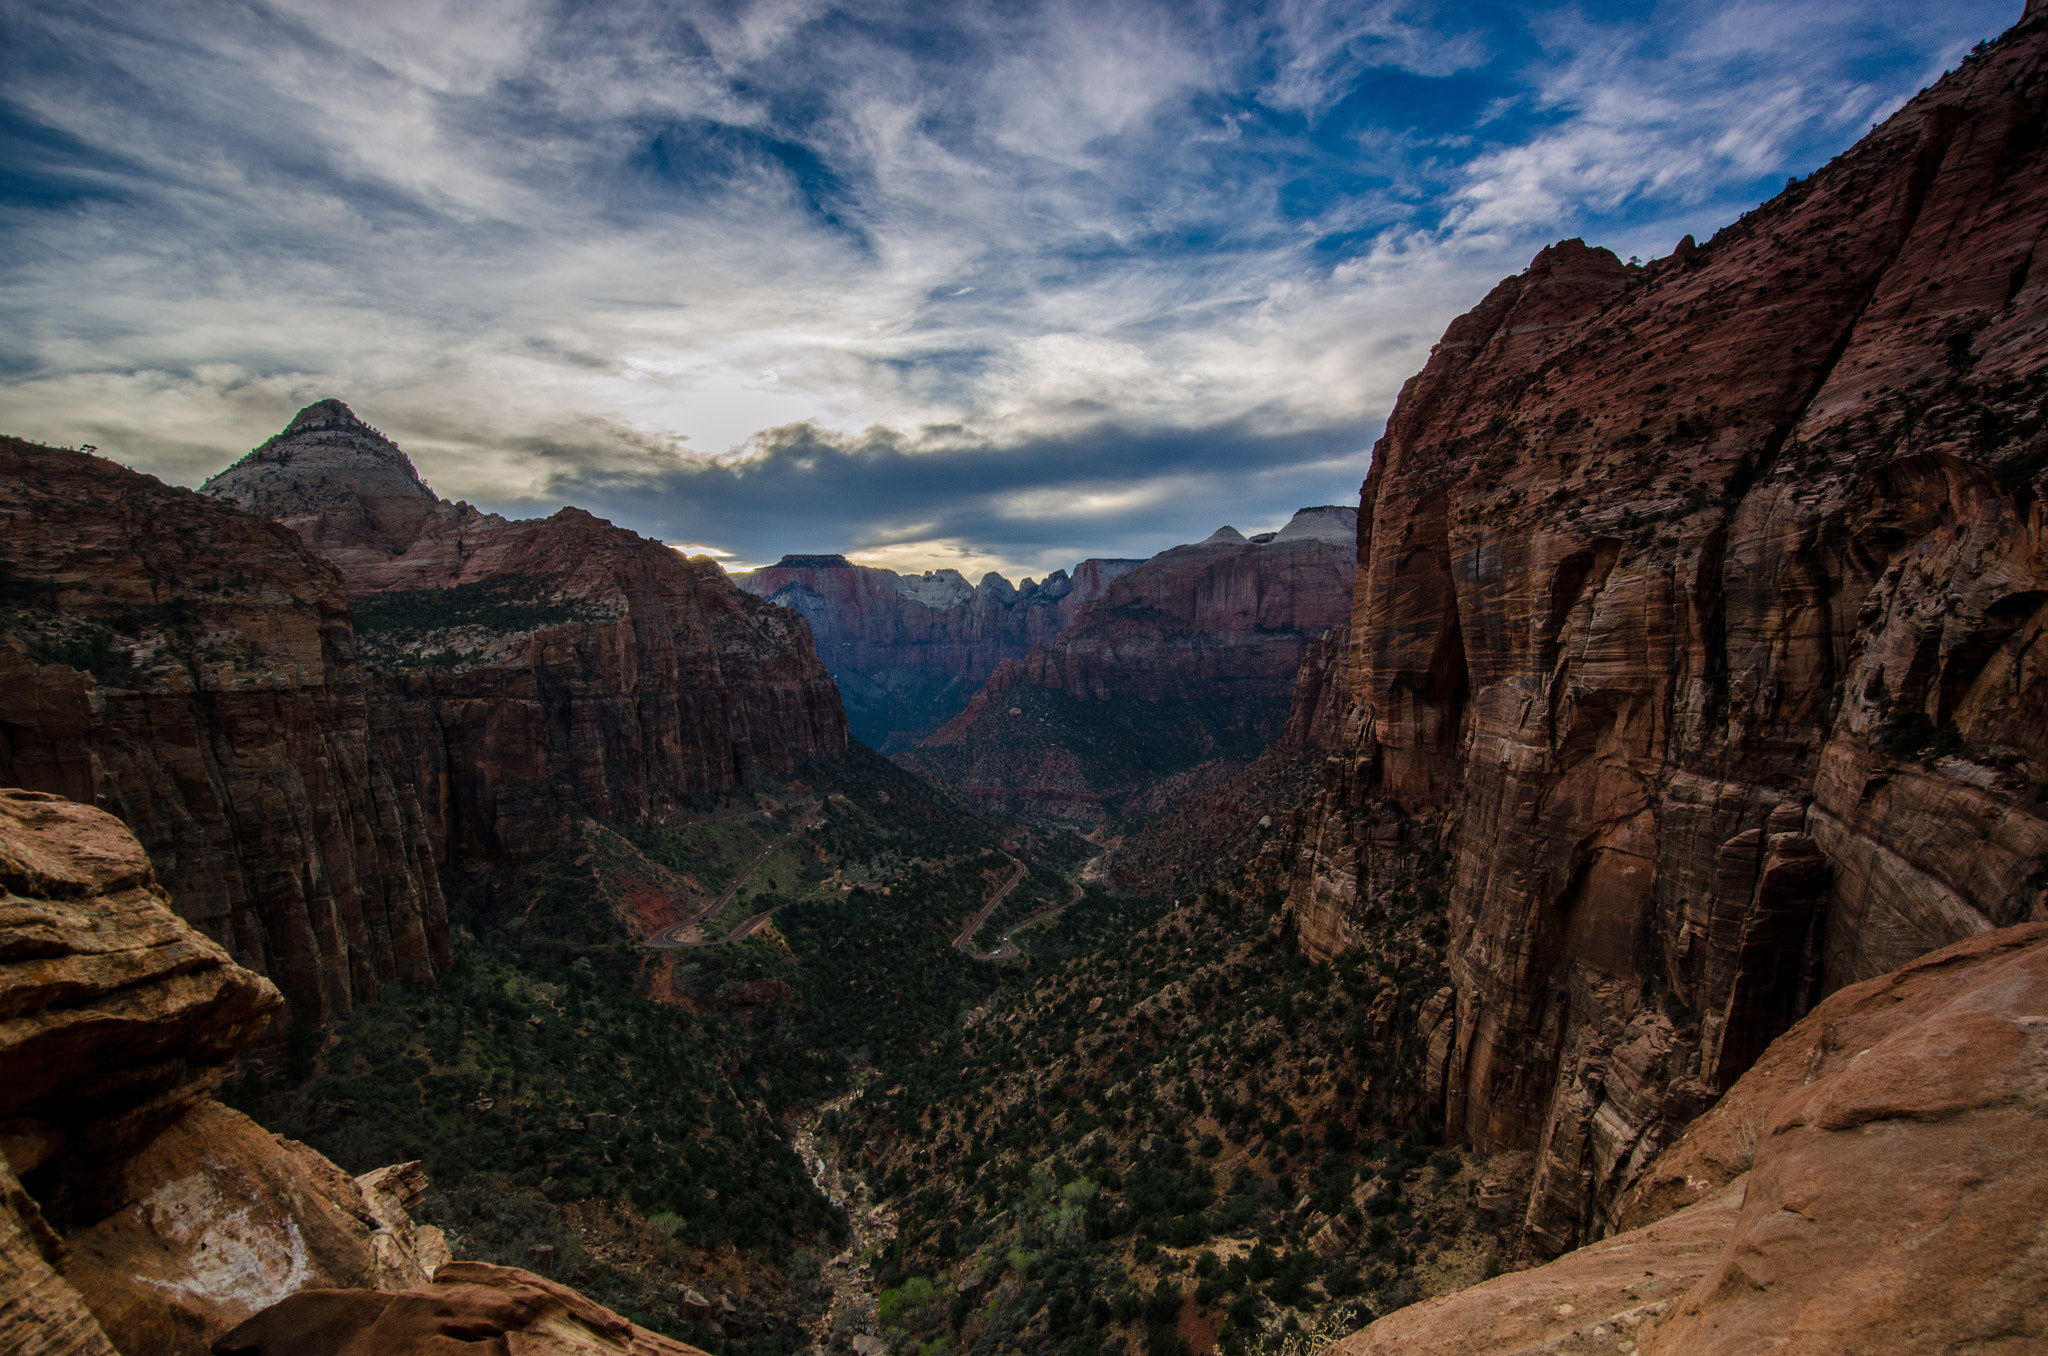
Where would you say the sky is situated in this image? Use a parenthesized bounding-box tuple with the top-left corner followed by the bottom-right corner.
(0, 0, 2017, 579)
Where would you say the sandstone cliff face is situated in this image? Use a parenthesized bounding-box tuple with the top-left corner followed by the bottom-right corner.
(214, 1261, 711, 1356)
(0, 439, 449, 1024)
(204, 403, 848, 867)
(1280, 10, 2048, 1255)
(902, 510, 1357, 818)
(734, 553, 1141, 749)
(1333, 922, 2048, 1356)
(0, 789, 445, 1356)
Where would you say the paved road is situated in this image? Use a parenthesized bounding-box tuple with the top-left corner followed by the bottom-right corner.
(645, 820, 817, 949)
(950, 856, 1027, 958)
(955, 854, 1102, 962)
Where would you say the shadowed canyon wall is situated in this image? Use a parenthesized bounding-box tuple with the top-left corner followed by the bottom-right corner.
(734, 554, 1140, 750)
(1, 404, 846, 1021)
(900, 511, 1358, 820)
(1277, 9, 2048, 1256)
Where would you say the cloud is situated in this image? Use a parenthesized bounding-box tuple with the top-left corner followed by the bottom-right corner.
(0, 0, 2018, 577)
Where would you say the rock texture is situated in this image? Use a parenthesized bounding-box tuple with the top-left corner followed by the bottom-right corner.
(1, 403, 847, 1019)
(1334, 1180, 1745, 1356)
(1278, 8, 2048, 1256)
(0, 788, 446, 1356)
(735, 554, 1141, 750)
(902, 509, 1357, 819)
(204, 402, 848, 867)
(212, 1261, 712, 1356)
(1334, 922, 2048, 1355)
(0, 438, 448, 1024)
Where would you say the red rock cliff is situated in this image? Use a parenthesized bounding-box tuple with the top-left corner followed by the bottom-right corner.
(0, 438, 449, 1024)
(734, 554, 1140, 750)
(902, 511, 1357, 816)
(1279, 10, 2048, 1255)
(202, 402, 850, 866)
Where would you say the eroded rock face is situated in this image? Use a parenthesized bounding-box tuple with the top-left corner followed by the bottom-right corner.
(0, 441, 449, 1024)
(1, 406, 847, 1019)
(0, 789, 443, 1356)
(735, 555, 1141, 749)
(203, 403, 849, 869)
(1335, 922, 2048, 1355)
(902, 512, 1357, 818)
(1279, 9, 2048, 1254)
(0, 790, 281, 1216)
(212, 1261, 712, 1356)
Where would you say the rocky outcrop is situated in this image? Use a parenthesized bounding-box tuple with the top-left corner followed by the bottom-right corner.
(1334, 921, 2048, 1355)
(901, 509, 1357, 818)
(1279, 626, 1352, 754)
(0, 788, 445, 1356)
(734, 553, 1141, 749)
(0, 438, 449, 1025)
(1, 404, 846, 1019)
(204, 402, 848, 867)
(1279, 8, 2048, 1255)
(1334, 1179, 1745, 1356)
(213, 1261, 712, 1356)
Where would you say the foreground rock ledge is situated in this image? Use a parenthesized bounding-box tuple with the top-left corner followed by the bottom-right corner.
(212, 1261, 712, 1356)
(1335, 922, 2048, 1355)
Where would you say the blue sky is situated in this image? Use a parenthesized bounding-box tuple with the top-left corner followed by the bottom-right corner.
(0, 0, 2016, 578)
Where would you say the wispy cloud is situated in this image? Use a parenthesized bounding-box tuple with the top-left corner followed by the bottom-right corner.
(0, 0, 2015, 576)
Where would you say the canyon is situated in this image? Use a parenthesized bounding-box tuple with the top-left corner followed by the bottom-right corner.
(1274, 3, 2048, 1259)
(4, 8, 2048, 1356)
(0, 404, 846, 1023)
(734, 554, 1142, 750)
(897, 508, 1357, 825)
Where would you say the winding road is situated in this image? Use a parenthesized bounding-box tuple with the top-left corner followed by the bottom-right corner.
(645, 818, 817, 949)
(950, 856, 1028, 959)
(954, 854, 1101, 961)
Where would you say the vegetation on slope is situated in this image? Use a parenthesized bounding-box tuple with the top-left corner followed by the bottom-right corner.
(831, 841, 1525, 1356)
(229, 741, 1150, 1353)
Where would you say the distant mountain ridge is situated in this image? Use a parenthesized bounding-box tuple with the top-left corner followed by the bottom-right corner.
(898, 506, 1359, 822)
(733, 551, 1144, 749)
(0, 402, 847, 1022)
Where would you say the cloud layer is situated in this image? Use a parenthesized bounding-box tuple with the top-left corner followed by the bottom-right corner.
(0, 0, 2013, 576)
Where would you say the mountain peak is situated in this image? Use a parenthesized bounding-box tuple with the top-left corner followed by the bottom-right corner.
(200, 400, 440, 550)
(1200, 525, 1248, 545)
(1272, 505, 1359, 545)
(280, 397, 369, 435)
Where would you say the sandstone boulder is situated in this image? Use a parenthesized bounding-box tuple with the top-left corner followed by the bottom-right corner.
(210, 1261, 713, 1356)
(1333, 922, 2048, 1354)
(0, 788, 444, 1354)
(0, 789, 279, 1216)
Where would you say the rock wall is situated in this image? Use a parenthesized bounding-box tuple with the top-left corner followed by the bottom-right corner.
(0, 438, 449, 1024)
(203, 404, 849, 862)
(734, 553, 1141, 750)
(1, 404, 847, 1022)
(902, 513, 1357, 817)
(1332, 922, 2048, 1355)
(1279, 8, 2048, 1255)
(0, 788, 448, 1356)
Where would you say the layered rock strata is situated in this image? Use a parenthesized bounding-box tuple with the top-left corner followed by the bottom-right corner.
(0, 406, 847, 1018)
(903, 509, 1357, 818)
(1334, 922, 2048, 1355)
(214, 1261, 712, 1356)
(1279, 7, 2048, 1255)
(735, 554, 1141, 749)
(0, 441, 449, 1023)
(203, 402, 848, 867)
(0, 789, 445, 1355)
